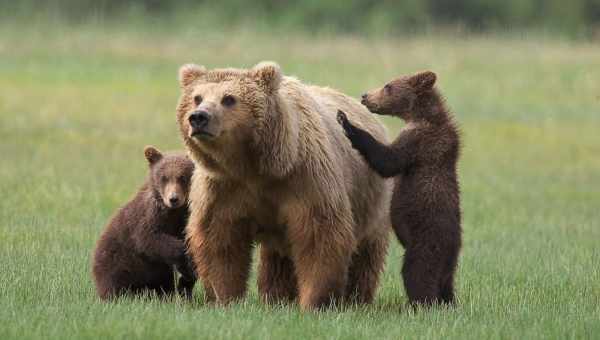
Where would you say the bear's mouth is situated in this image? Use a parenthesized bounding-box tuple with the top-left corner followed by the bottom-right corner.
(190, 128, 215, 139)
(363, 102, 381, 114)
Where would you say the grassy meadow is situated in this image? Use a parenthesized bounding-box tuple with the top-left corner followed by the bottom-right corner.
(1, 20, 599, 339)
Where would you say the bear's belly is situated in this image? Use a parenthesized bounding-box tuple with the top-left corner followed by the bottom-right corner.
(246, 188, 294, 256)
(255, 223, 291, 255)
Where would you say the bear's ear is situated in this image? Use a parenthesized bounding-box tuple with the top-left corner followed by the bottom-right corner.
(408, 71, 436, 92)
(251, 61, 282, 94)
(179, 64, 206, 88)
(144, 146, 163, 165)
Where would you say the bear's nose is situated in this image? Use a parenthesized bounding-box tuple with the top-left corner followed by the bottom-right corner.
(361, 93, 368, 104)
(188, 110, 210, 128)
(169, 196, 179, 205)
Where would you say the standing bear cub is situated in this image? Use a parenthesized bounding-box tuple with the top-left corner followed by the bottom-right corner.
(337, 71, 462, 305)
(92, 146, 196, 300)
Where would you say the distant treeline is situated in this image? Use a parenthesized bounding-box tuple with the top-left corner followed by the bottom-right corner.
(4, 0, 600, 36)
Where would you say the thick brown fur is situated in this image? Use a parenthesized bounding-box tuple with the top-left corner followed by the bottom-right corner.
(337, 71, 462, 306)
(92, 146, 197, 300)
(176, 62, 392, 310)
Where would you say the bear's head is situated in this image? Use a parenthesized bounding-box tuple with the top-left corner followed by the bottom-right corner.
(176, 62, 297, 178)
(177, 62, 280, 142)
(361, 71, 437, 121)
(144, 146, 194, 209)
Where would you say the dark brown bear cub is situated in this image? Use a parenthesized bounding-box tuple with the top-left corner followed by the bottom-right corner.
(337, 71, 461, 306)
(92, 146, 196, 300)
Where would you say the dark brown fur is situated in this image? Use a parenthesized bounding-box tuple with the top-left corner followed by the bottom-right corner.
(337, 71, 462, 305)
(92, 146, 197, 300)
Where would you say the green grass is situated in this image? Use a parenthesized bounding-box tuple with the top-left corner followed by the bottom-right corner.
(1, 21, 599, 340)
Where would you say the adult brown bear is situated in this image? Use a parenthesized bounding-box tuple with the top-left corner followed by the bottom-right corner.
(176, 62, 391, 310)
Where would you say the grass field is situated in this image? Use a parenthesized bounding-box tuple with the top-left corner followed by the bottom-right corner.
(1, 20, 599, 339)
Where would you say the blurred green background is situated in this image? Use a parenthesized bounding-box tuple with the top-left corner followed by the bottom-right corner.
(3, 0, 600, 38)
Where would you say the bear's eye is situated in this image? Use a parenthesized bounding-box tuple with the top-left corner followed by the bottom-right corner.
(177, 176, 188, 184)
(193, 95, 203, 106)
(221, 95, 236, 107)
(160, 175, 167, 183)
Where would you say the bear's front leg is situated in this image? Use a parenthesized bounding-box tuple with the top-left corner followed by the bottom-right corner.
(176, 257, 197, 300)
(286, 205, 356, 310)
(177, 275, 196, 300)
(337, 109, 415, 178)
(187, 213, 254, 305)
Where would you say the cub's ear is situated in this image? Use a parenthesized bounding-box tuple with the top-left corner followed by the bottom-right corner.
(179, 64, 206, 88)
(409, 71, 437, 92)
(144, 146, 163, 165)
(251, 61, 282, 94)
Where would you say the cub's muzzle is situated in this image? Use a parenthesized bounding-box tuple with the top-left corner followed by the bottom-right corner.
(361, 93, 368, 105)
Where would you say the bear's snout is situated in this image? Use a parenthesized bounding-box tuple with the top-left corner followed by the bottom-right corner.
(165, 191, 184, 209)
(189, 110, 210, 132)
(188, 108, 222, 140)
(361, 93, 368, 105)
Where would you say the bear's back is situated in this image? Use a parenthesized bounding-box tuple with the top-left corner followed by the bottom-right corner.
(277, 77, 391, 239)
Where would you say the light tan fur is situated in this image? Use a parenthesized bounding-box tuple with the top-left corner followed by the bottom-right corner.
(176, 62, 391, 310)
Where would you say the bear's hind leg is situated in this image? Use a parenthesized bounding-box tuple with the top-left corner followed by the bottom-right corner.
(257, 245, 298, 304)
(402, 246, 443, 306)
(439, 275, 455, 305)
(439, 249, 459, 305)
(345, 233, 388, 305)
(96, 268, 140, 300)
(177, 275, 197, 300)
(147, 269, 177, 299)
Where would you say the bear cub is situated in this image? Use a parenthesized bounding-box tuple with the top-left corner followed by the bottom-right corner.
(337, 71, 461, 305)
(92, 146, 196, 300)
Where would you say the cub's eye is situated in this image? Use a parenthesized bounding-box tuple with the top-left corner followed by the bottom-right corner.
(177, 176, 188, 184)
(160, 175, 167, 183)
(221, 95, 236, 107)
(193, 95, 203, 106)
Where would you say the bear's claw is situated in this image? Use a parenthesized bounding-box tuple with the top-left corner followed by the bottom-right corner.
(336, 110, 348, 126)
(337, 110, 355, 137)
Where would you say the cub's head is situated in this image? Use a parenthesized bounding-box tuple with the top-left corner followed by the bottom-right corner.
(144, 146, 194, 209)
(361, 71, 437, 120)
(176, 62, 282, 151)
